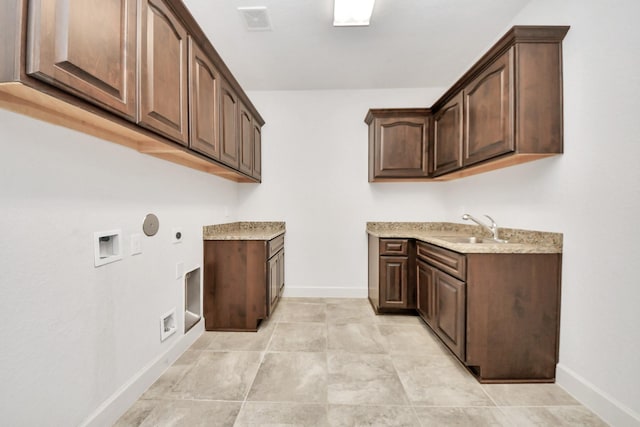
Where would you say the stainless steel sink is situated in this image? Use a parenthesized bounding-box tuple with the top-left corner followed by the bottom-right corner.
(435, 236, 508, 244)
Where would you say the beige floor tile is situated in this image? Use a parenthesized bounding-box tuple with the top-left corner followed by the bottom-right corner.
(392, 353, 493, 406)
(324, 297, 370, 306)
(172, 351, 261, 400)
(114, 399, 157, 426)
(328, 404, 419, 427)
(247, 352, 328, 403)
(120, 299, 604, 427)
(204, 320, 275, 351)
(375, 313, 423, 325)
(377, 323, 449, 355)
(140, 350, 201, 400)
(327, 323, 386, 353)
(268, 322, 327, 352)
(482, 383, 580, 406)
(235, 402, 329, 426)
(188, 332, 216, 350)
(116, 399, 241, 427)
(281, 297, 328, 304)
(501, 406, 608, 426)
(271, 301, 327, 323)
(327, 352, 409, 405)
(412, 406, 510, 427)
(326, 302, 378, 324)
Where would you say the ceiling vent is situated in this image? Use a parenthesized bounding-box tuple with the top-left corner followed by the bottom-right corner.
(238, 7, 272, 31)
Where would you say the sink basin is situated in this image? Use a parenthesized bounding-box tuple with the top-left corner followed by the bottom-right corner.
(436, 236, 507, 244)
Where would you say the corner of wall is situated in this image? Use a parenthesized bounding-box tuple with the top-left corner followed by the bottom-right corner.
(557, 364, 640, 427)
(80, 321, 204, 427)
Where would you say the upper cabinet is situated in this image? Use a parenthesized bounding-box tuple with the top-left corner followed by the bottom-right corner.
(139, 0, 189, 145)
(432, 93, 463, 177)
(252, 120, 262, 181)
(239, 101, 254, 176)
(463, 49, 514, 166)
(219, 80, 240, 168)
(367, 26, 569, 182)
(188, 38, 220, 159)
(26, 0, 137, 119)
(366, 109, 430, 182)
(3, 0, 264, 183)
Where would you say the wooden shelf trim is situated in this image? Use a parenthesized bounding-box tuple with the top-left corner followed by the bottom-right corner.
(0, 82, 254, 182)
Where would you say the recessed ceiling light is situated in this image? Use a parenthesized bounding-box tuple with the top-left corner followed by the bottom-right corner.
(333, 0, 376, 27)
(238, 6, 272, 31)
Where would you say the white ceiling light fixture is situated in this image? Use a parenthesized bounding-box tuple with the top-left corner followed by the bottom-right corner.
(333, 0, 376, 27)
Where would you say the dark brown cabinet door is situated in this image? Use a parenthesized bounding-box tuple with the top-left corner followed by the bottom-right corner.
(27, 0, 137, 119)
(417, 260, 437, 327)
(278, 251, 285, 295)
(373, 116, 429, 178)
(434, 270, 466, 360)
(379, 256, 409, 308)
(268, 249, 284, 315)
(463, 49, 514, 166)
(188, 38, 219, 159)
(220, 80, 240, 168)
(139, 0, 188, 145)
(268, 252, 279, 313)
(433, 93, 463, 176)
(252, 120, 262, 180)
(239, 102, 253, 175)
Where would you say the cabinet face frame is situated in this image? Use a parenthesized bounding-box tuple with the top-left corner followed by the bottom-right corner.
(188, 37, 220, 159)
(26, 0, 137, 119)
(139, 0, 189, 145)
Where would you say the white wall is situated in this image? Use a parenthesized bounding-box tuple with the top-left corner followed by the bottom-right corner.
(0, 109, 238, 426)
(238, 88, 448, 296)
(242, 1, 640, 424)
(443, 0, 640, 425)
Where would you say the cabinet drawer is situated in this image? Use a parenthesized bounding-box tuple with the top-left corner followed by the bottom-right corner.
(380, 239, 408, 256)
(416, 241, 466, 280)
(268, 234, 285, 258)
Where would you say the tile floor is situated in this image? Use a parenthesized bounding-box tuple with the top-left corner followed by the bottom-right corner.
(116, 298, 608, 426)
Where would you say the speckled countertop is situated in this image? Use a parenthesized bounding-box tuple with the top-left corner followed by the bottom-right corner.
(203, 222, 285, 240)
(367, 222, 562, 254)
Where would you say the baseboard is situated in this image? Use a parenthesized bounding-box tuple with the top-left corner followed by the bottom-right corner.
(80, 320, 204, 427)
(556, 363, 640, 427)
(282, 286, 368, 298)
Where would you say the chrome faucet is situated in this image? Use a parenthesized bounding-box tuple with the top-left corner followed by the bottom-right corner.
(462, 214, 508, 243)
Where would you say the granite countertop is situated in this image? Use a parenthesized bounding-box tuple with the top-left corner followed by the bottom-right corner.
(367, 222, 562, 254)
(203, 221, 285, 240)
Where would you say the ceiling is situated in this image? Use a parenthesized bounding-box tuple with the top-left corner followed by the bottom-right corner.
(183, 0, 533, 91)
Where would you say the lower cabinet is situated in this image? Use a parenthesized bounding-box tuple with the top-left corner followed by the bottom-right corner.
(368, 237, 416, 313)
(371, 236, 562, 382)
(433, 270, 466, 361)
(416, 260, 436, 327)
(203, 233, 284, 331)
(417, 244, 466, 361)
(267, 238, 285, 316)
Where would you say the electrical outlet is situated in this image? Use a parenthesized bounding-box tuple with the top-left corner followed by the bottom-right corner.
(172, 227, 183, 244)
(130, 233, 142, 255)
